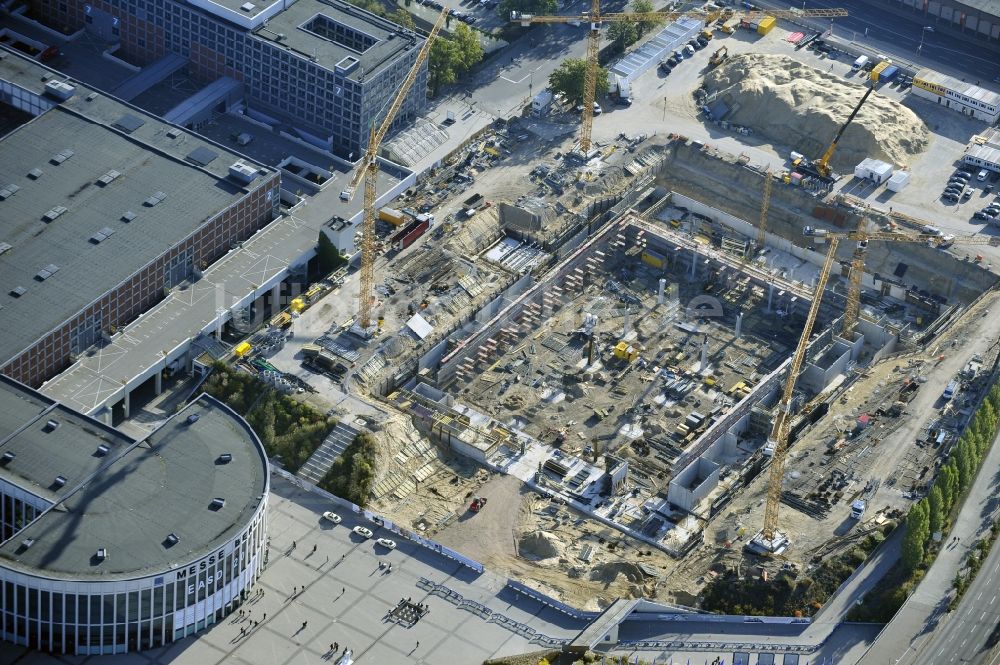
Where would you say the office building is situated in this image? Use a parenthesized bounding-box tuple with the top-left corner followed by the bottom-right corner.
(0, 50, 280, 388)
(912, 68, 1000, 123)
(31, 0, 428, 157)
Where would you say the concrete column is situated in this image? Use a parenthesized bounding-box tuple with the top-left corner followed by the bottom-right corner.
(154, 370, 163, 396)
(690, 248, 698, 278)
(767, 283, 775, 312)
(735, 310, 743, 340)
(271, 283, 282, 315)
(622, 308, 630, 338)
(122, 392, 131, 419)
(657, 278, 666, 305)
(700, 336, 708, 369)
(216, 310, 225, 341)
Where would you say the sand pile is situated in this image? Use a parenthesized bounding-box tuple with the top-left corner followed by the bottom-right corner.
(704, 54, 929, 169)
(518, 531, 564, 560)
(589, 561, 646, 585)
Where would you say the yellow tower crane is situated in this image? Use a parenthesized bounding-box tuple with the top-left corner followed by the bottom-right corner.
(752, 223, 1000, 552)
(511, 8, 848, 156)
(837, 221, 1000, 337)
(341, 7, 449, 334)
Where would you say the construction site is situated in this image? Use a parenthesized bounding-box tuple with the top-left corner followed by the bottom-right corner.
(237, 3, 1000, 616)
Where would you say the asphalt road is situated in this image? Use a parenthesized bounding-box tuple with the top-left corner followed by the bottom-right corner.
(755, 0, 1000, 83)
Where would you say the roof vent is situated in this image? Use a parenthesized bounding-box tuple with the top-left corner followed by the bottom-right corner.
(10, 286, 26, 298)
(240, 1, 255, 10)
(89, 227, 116, 244)
(209, 497, 226, 510)
(35, 264, 60, 280)
(1, 451, 15, 465)
(0, 184, 21, 200)
(43, 80, 76, 101)
(27, 168, 44, 180)
(164, 533, 180, 546)
(20, 539, 35, 550)
(166, 128, 182, 139)
(143, 191, 167, 207)
(44, 419, 60, 432)
(96, 444, 110, 456)
(85, 92, 98, 101)
(0, 243, 11, 256)
(42, 206, 67, 222)
(96, 170, 121, 186)
(53, 475, 67, 488)
(218, 453, 233, 464)
(95, 547, 108, 562)
(121, 211, 136, 223)
(50, 149, 75, 165)
(229, 161, 258, 185)
(186, 413, 200, 425)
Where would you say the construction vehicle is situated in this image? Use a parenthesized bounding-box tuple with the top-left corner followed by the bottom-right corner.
(469, 496, 488, 513)
(511, 7, 848, 155)
(709, 45, 729, 67)
(749, 238, 841, 555)
(339, 7, 448, 335)
(814, 84, 874, 178)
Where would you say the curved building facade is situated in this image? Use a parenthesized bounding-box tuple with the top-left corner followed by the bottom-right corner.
(0, 377, 269, 654)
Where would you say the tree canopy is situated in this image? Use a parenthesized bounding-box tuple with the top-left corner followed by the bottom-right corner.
(428, 24, 484, 95)
(498, 0, 557, 20)
(548, 58, 609, 106)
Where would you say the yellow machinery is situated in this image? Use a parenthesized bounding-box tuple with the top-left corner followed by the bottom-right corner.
(234, 341, 253, 358)
(753, 237, 841, 554)
(709, 45, 728, 67)
(815, 84, 874, 178)
(512, 8, 847, 155)
(340, 8, 448, 333)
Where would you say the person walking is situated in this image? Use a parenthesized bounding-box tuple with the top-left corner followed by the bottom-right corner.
(302, 621, 308, 629)
(312, 544, 317, 553)
(334, 641, 339, 652)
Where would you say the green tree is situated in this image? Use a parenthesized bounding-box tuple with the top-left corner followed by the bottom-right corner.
(938, 463, 958, 512)
(632, 0, 658, 35)
(391, 9, 415, 29)
(957, 441, 974, 492)
(902, 501, 929, 573)
(929, 485, 944, 536)
(498, 0, 557, 20)
(548, 58, 610, 106)
(428, 25, 484, 96)
(608, 21, 639, 49)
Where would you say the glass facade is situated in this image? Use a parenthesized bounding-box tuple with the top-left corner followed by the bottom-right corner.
(0, 496, 267, 654)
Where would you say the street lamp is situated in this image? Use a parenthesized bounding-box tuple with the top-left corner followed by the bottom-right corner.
(918, 26, 934, 55)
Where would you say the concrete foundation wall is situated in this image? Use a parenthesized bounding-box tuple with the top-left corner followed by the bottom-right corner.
(655, 141, 998, 304)
(668, 456, 721, 512)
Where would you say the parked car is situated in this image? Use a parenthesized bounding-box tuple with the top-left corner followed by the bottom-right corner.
(973, 211, 989, 221)
(376, 538, 397, 550)
(353, 526, 373, 539)
(962, 188, 973, 200)
(322, 511, 342, 524)
(944, 186, 964, 195)
(943, 193, 959, 202)
(659, 59, 674, 73)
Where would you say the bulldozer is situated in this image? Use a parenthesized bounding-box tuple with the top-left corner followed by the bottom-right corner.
(469, 496, 488, 513)
(709, 46, 729, 68)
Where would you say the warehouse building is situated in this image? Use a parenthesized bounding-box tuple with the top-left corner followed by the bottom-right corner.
(912, 68, 1000, 122)
(0, 377, 269, 654)
(29, 0, 427, 158)
(0, 51, 280, 389)
(876, 0, 1000, 50)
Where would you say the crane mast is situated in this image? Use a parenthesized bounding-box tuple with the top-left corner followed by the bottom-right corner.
(344, 8, 448, 333)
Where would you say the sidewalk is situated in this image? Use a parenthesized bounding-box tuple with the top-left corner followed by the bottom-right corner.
(859, 405, 1000, 664)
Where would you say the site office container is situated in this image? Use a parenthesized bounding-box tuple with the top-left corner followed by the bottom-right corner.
(870, 60, 891, 82)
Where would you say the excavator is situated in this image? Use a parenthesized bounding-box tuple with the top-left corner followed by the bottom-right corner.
(792, 84, 874, 181)
(709, 46, 729, 68)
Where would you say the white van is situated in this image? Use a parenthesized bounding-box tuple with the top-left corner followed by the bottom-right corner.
(851, 55, 869, 71)
(978, 169, 990, 181)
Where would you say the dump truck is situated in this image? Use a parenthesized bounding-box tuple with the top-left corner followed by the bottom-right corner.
(850, 499, 866, 520)
(720, 17, 739, 33)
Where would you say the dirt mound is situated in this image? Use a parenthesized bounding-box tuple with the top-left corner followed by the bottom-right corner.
(518, 531, 564, 560)
(704, 54, 929, 169)
(588, 561, 646, 585)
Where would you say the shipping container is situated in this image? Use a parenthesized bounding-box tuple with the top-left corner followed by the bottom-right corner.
(870, 60, 890, 82)
(391, 219, 430, 251)
(757, 16, 775, 35)
(879, 65, 899, 82)
(234, 342, 253, 358)
(378, 207, 408, 226)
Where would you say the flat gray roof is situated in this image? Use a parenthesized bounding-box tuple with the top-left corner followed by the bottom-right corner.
(0, 380, 268, 580)
(0, 48, 278, 366)
(253, 0, 423, 82)
(958, 0, 1000, 17)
